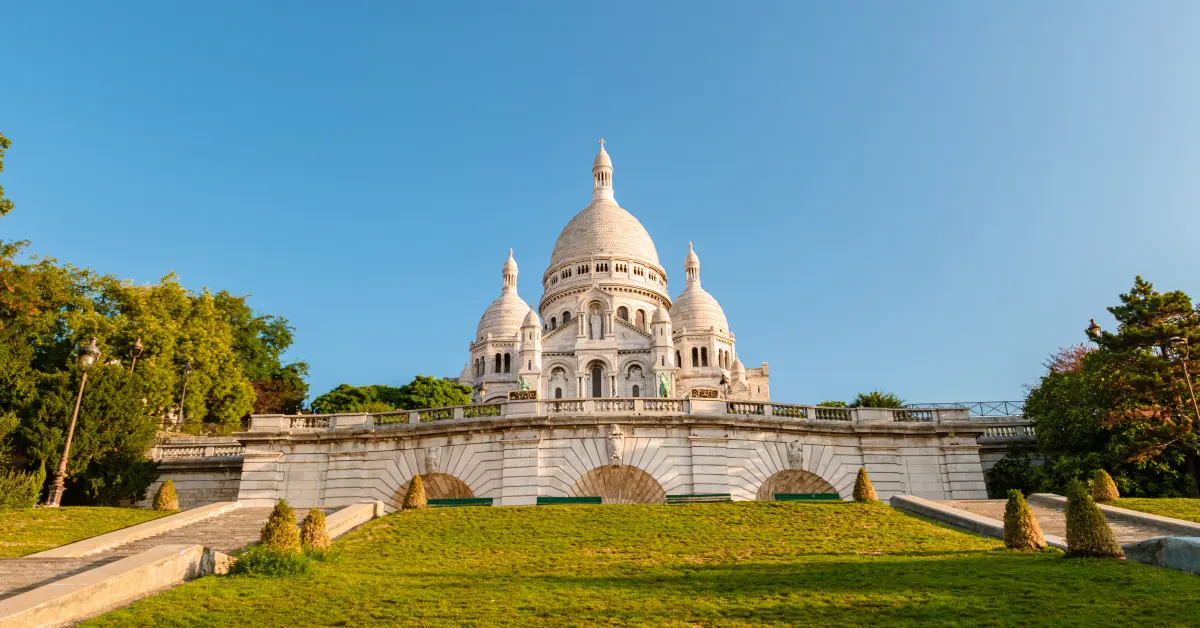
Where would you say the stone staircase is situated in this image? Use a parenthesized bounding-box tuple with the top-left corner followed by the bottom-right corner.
(943, 499, 1172, 545)
(0, 507, 307, 601)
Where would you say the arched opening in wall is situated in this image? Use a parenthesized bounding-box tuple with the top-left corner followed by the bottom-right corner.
(563, 311, 571, 324)
(504, 353, 511, 373)
(635, 309, 646, 331)
(555, 387, 563, 399)
(550, 317, 557, 330)
(701, 347, 709, 367)
(691, 347, 699, 367)
(632, 385, 640, 397)
(494, 353, 502, 373)
(755, 469, 839, 501)
(617, 306, 629, 321)
(396, 473, 474, 502)
(591, 364, 603, 397)
(676, 351, 681, 367)
(568, 466, 667, 504)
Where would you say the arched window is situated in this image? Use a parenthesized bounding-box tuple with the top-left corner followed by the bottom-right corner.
(617, 306, 629, 321)
(591, 364, 603, 398)
(661, 356, 665, 366)
(691, 347, 699, 367)
(632, 385, 640, 397)
(636, 309, 646, 330)
(562, 311, 571, 324)
(504, 353, 511, 373)
(550, 317, 557, 330)
(676, 351, 681, 367)
(494, 353, 502, 373)
(555, 387, 563, 399)
(701, 348, 709, 367)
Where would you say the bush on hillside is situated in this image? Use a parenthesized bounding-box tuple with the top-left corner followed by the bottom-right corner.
(300, 508, 331, 550)
(403, 474, 428, 509)
(1003, 489, 1047, 551)
(1065, 479, 1123, 558)
(260, 499, 301, 552)
(853, 468, 878, 502)
(228, 544, 310, 577)
(1091, 469, 1120, 502)
(153, 480, 179, 511)
(0, 464, 43, 508)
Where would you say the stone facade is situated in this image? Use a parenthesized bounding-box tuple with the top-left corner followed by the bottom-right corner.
(223, 403, 988, 511)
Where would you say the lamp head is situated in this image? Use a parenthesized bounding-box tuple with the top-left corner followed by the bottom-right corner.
(79, 337, 101, 370)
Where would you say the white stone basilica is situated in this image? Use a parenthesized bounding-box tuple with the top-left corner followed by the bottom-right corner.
(458, 141, 770, 403)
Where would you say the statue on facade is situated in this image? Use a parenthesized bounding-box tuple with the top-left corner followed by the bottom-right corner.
(589, 310, 603, 339)
(518, 376, 530, 391)
(424, 446, 442, 475)
(606, 425, 624, 466)
(658, 372, 671, 398)
(787, 440, 804, 470)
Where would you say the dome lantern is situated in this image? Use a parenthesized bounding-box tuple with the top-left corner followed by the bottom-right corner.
(592, 138, 614, 201)
(502, 249, 518, 294)
(685, 242, 700, 285)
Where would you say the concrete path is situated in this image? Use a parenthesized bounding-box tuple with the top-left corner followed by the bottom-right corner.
(943, 499, 1171, 545)
(0, 507, 308, 600)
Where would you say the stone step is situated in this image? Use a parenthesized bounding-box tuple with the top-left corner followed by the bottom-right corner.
(0, 507, 310, 600)
(942, 499, 1173, 545)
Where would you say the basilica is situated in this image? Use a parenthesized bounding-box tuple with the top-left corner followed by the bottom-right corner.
(459, 142, 770, 403)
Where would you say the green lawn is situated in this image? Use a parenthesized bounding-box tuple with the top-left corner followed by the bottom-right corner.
(0, 507, 169, 557)
(85, 502, 1200, 627)
(1111, 498, 1200, 524)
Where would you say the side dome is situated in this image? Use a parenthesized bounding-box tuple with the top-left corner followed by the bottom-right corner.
(476, 293, 529, 341)
(548, 199, 661, 269)
(671, 286, 729, 333)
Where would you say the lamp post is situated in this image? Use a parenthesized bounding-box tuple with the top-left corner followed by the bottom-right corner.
(46, 337, 101, 508)
(129, 337, 144, 374)
(1086, 319, 1102, 340)
(178, 360, 193, 428)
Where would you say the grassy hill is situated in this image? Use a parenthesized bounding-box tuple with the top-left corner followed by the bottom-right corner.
(0, 507, 168, 558)
(85, 502, 1200, 627)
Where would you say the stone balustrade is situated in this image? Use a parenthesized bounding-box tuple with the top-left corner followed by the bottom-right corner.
(148, 438, 245, 461)
(247, 400, 976, 433)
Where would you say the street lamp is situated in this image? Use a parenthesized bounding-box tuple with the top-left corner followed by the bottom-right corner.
(46, 337, 101, 508)
(1086, 319, 1102, 340)
(178, 360, 193, 428)
(129, 337, 144, 374)
(1168, 337, 1200, 428)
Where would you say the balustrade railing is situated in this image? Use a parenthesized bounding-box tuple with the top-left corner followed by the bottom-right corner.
(728, 402, 764, 415)
(149, 438, 245, 461)
(291, 416, 330, 429)
(813, 407, 852, 421)
(643, 399, 684, 413)
(892, 409, 934, 422)
(772, 404, 808, 419)
(417, 408, 455, 423)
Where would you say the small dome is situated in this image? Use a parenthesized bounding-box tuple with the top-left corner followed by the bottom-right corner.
(503, 249, 518, 273)
(672, 285, 729, 333)
(730, 357, 746, 381)
(458, 362, 473, 385)
(523, 307, 541, 327)
(652, 306, 671, 324)
(476, 292, 530, 341)
(593, 144, 612, 168)
(685, 242, 700, 269)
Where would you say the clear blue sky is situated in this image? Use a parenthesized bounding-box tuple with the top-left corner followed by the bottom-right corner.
(4, 3, 1200, 405)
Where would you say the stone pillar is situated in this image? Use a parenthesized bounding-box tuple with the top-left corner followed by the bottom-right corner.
(236, 450, 286, 507)
(500, 430, 542, 506)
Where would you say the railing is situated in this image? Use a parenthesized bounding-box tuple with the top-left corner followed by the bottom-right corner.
(772, 404, 808, 419)
(371, 412, 409, 427)
(418, 408, 455, 423)
(728, 402, 764, 415)
(595, 399, 636, 412)
(463, 404, 503, 418)
(148, 438, 245, 461)
(812, 407, 851, 421)
(291, 416, 330, 429)
(547, 400, 587, 413)
(892, 409, 934, 422)
(643, 399, 684, 413)
(979, 422, 1036, 440)
(903, 401, 1025, 417)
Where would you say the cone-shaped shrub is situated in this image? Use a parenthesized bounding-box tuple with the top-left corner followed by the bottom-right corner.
(1065, 479, 1123, 558)
(1091, 469, 1120, 502)
(403, 474, 428, 509)
(153, 480, 179, 511)
(853, 468, 878, 502)
(260, 499, 301, 552)
(300, 508, 331, 551)
(1003, 489, 1046, 550)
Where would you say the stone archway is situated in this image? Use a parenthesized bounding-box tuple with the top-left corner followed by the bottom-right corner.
(397, 473, 474, 501)
(756, 469, 839, 500)
(569, 466, 666, 504)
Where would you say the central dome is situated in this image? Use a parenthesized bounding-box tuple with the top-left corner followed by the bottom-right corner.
(548, 198, 661, 269)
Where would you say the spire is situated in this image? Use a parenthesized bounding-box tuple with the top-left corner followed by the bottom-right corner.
(592, 138, 614, 201)
(684, 242, 700, 286)
(502, 249, 518, 294)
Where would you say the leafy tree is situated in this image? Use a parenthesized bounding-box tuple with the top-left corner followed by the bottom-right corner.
(0, 132, 12, 218)
(1091, 469, 1119, 502)
(300, 508, 330, 550)
(260, 499, 301, 552)
(985, 446, 1042, 498)
(1064, 479, 1123, 558)
(1027, 277, 1200, 496)
(312, 377, 470, 414)
(213, 292, 308, 415)
(849, 391, 904, 408)
(816, 400, 847, 407)
(1003, 489, 1046, 551)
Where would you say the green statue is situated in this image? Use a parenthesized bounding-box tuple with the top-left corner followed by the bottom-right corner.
(658, 372, 670, 398)
(518, 376, 531, 391)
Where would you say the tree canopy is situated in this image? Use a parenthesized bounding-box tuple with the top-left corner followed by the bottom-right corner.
(849, 391, 904, 408)
(311, 376, 471, 414)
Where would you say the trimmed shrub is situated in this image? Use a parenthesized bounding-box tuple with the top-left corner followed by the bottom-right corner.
(153, 480, 179, 511)
(260, 499, 301, 552)
(0, 465, 44, 509)
(403, 474, 428, 509)
(853, 468, 878, 502)
(300, 508, 331, 551)
(1003, 489, 1046, 550)
(1091, 469, 1120, 502)
(1065, 479, 1123, 558)
(228, 544, 310, 577)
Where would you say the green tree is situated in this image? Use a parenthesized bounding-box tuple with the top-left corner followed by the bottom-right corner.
(213, 291, 309, 414)
(312, 377, 470, 414)
(397, 375, 470, 409)
(816, 400, 847, 407)
(311, 384, 405, 414)
(0, 132, 12, 218)
(849, 391, 904, 408)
